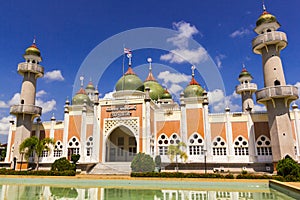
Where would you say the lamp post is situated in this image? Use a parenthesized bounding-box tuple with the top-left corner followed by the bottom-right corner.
(203, 149, 207, 174)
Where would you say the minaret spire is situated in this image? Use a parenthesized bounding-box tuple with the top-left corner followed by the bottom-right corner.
(191, 65, 196, 77)
(147, 57, 152, 71)
(262, 0, 266, 12)
(80, 76, 84, 88)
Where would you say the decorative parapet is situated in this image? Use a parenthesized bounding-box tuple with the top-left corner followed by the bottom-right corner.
(252, 31, 287, 54)
(256, 85, 298, 104)
(10, 104, 42, 117)
(17, 62, 44, 78)
(236, 83, 257, 94)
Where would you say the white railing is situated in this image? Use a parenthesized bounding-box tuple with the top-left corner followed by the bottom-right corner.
(18, 62, 44, 75)
(10, 104, 42, 116)
(236, 83, 257, 92)
(252, 31, 287, 51)
(256, 85, 298, 102)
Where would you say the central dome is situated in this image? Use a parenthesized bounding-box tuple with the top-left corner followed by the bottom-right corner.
(72, 88, 91, 105)
(183, 77, 204, 98)
(144, 69, 164, 101)
(115, 67, 144, 92)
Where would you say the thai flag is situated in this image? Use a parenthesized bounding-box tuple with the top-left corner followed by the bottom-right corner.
(124, 48, 131, 54)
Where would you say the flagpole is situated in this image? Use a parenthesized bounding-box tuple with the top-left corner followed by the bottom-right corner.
(122, 45, 125, 91)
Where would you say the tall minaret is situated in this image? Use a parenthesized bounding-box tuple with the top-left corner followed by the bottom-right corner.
(253, 5, 298, 162)
(235, 67, 257, 112)
(10, 40, 44, 161)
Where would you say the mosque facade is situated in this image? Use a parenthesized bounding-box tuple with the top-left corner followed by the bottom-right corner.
(4, 7, 300, 173)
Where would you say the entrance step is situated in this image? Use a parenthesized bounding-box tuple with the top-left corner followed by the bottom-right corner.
(89, 162, 131, 175)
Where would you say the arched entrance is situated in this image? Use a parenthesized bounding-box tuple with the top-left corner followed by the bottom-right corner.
(106, 126, 137, 162)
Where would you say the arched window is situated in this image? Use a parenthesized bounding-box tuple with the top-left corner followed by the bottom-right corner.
(157, 134, 169, 155)
(86, 136, 93, 157)
(188, 133, 204, 155)
(68, 137, 80, 159)
(256, 135, 272, 156)
(169, 133, 181, 145)
(54, 140, 63, 157)
(274, 80, 280, 86)
(234, 136, 249, 156)
(212, 137, 227, 156)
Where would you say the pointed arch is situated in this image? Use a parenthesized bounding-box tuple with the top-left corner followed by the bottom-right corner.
(188, 132, 204, 156)
(212, 136, 227, 156)
(256, 135, 272, 156)
(157, 133, 169, 155)
(233, 135, 249, 156)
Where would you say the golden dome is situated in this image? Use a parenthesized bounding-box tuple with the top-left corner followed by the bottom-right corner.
(25, 43, 41, 57)
(256, 11, 277, 27)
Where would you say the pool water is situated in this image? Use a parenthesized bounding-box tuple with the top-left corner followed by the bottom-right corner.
(0, 178, 295, 200)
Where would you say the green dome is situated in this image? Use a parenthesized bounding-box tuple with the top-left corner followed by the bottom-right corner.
(115, 67, 144, 92)
(72, 88, 91, 105)
(25, 43, 41, 57)
(144, 81, 165, 101)
(86, 82, 95, 90)
(161, 89, 172, 99)
(256, 11, 277, 27)
(183, 77, 204, 98)
(239, 68, 253, 79)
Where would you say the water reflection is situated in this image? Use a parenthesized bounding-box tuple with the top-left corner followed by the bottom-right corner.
(0, 185, 294, 200)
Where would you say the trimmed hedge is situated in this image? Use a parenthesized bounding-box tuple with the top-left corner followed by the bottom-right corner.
(0, 168, 75, 176)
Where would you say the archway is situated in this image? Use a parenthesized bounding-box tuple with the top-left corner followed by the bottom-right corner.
(106, 126, 137, 162)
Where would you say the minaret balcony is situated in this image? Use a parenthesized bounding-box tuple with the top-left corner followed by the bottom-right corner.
(18, 62, 44, 78)
(256, 85, 298, 104)
(235, 83, 257, 94)
(252, 31, 287, 54)
(10, 104, 42, 117)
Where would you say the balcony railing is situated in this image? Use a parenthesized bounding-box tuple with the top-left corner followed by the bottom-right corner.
(236, 83, 257, 93)
(18, 62, 44, 77)
(252, 31, 287, 54)
(10, 104, 42, 116)
(256, 85, 298, 103)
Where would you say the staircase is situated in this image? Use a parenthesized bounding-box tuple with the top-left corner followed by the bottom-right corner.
(89, 162, 131, 175)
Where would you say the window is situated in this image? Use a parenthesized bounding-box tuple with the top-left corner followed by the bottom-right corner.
(54, 150, 62, 157)
(42, 150, 49, 157)
(158, 134, 169, 155)
(234, 136, 249, 156)
(256, 135, 272, 156)
(188, 133, 204, 155)
(86, 137, 93, 157)
(212, 137, 227, 156)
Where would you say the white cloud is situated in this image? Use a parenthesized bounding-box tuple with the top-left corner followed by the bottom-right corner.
(168, 21, 200, 49)
(230, 27, 251, 38)
(44, 70, 64, 81)
(157, 71, 190, 85)
(169, 84, 183, 95)
(215, 54, 226, 68)
(0, 101, 8, 108)
(253, 104, 266, 112)
(8, 93, 20, 105)
(160, 47, 208, 64)
(36, 90, 47, 98)
(0, 116, 14, 135)
(36, 99, 56, 114)
(208, 89, 241, 112)
(160, 21, 208, 64)
(103, 91, 115, 99)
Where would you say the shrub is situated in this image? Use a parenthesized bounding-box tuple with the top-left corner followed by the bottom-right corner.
(0, 168, 75, 176)
(276, 155, 300, 181)
(51, 157, 75, 172)
(71, 154, 80, 164)
(154, 155, 161, 168)
(131, 153, 155, 172)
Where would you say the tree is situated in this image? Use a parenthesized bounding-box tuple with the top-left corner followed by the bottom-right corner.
(131, 153, 155, 172)
(19, 136, 55, 170)
(277, 155, 300, 181)
(167, 142, 188, 172)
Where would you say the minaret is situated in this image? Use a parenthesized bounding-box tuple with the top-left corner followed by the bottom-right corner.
(235, 67, 257, 112)
(10, 39, 44, 161)
(253, 5, 298, 162)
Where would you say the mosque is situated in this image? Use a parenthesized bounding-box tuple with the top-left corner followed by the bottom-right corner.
(4, 6, 300, 174)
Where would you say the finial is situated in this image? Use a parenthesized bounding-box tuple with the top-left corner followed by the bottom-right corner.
(262, 0, 266, 11)
(80, 76, 84, 88)
(33, 36, 36, 45)
(191, 65, 196, 77)
(127, 52, 132, 66)
(147, 57, 152, 71)
(242, 63, 246, 69)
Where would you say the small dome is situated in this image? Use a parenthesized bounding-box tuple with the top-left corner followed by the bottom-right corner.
(115, 67, 144, 92)
(86, 81, 95, 90)
(256, 11, 277, 27)
(72, 88, 91, 105)
(144, 81, 164, 101)
(161, 89, 172, 99)
(239, 68, 253, 79)
(183, 77, 204, 98)
(25, 43, 41, 57)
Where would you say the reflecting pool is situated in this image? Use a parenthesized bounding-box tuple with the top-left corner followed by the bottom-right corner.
(0, 178, 295, 200)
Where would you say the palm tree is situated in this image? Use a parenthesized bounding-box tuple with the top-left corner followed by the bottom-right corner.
(19, 136, 55, 170)
(167, 142, 188, 172)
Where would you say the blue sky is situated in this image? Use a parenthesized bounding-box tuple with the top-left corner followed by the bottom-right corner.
(0, 0, 300, 142)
